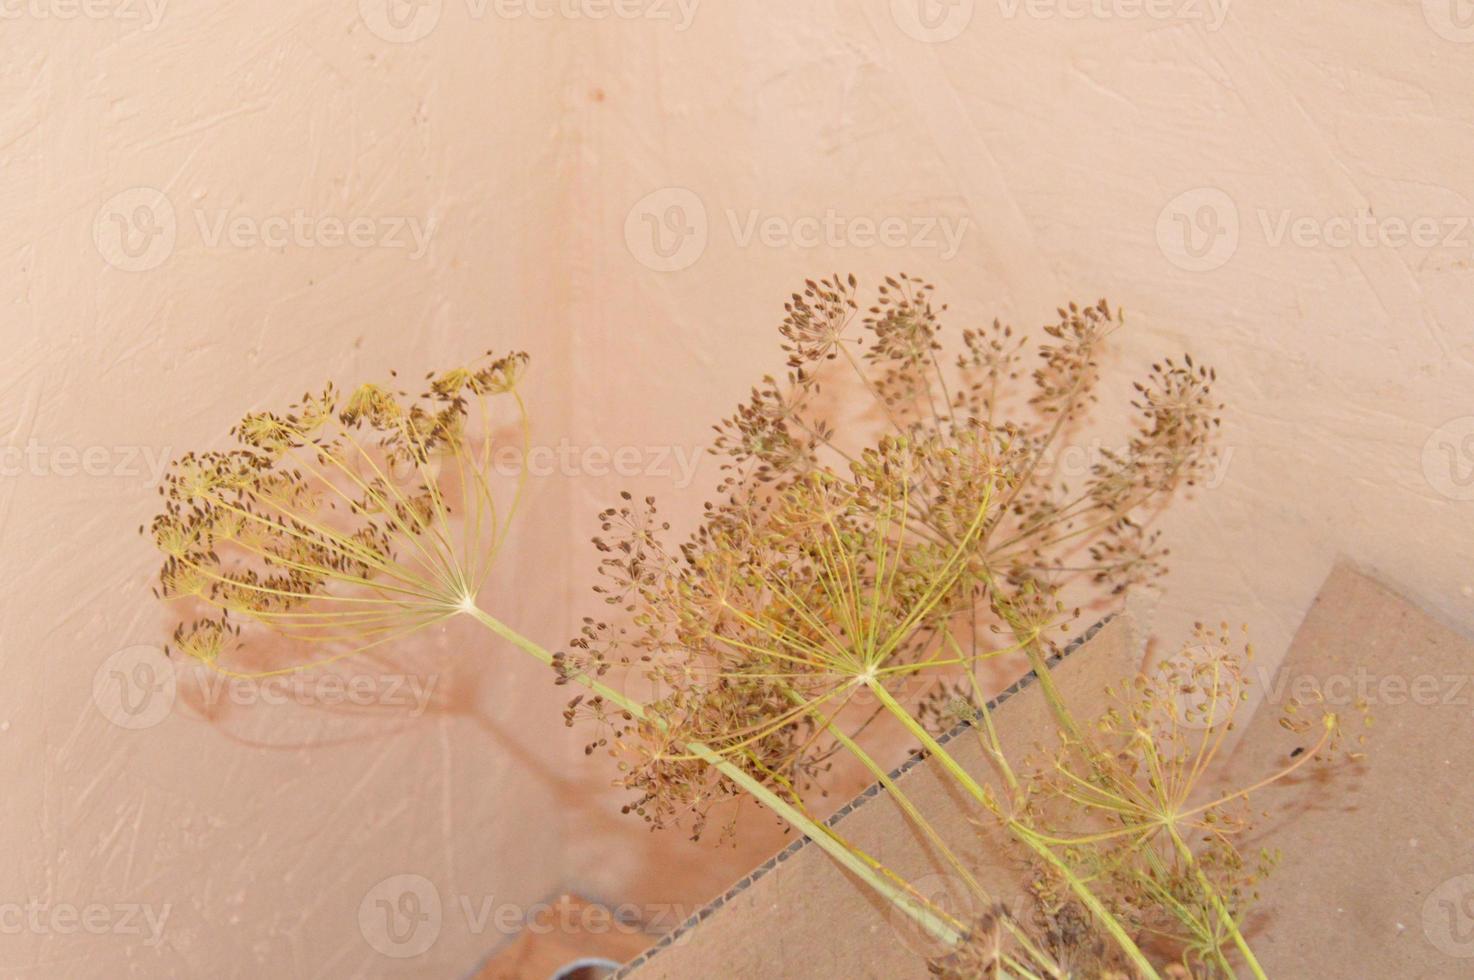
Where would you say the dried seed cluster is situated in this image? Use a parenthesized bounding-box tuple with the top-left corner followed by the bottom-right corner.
(148, 352, 530, 676)
(564, 275, 1223, 838)
(1007, 623, 1362, 975)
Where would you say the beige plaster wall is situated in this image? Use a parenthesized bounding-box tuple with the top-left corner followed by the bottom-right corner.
(0, 5, 587, 977)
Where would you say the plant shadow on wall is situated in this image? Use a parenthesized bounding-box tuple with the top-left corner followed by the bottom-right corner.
(146, 280, 1367, 978)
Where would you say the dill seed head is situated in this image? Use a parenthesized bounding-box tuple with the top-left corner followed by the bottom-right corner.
(566, 275, 1225, 840)
(149, 351, 531, 678)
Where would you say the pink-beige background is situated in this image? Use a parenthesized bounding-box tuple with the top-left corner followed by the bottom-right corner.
(2, 2, 1471, 976)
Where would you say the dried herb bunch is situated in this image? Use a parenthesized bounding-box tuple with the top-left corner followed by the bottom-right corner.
(566, 275, 1220, 831)
(143, 283, 1357, 978)
(565, 276, 1350, 977)
(149, 348, 956, 946)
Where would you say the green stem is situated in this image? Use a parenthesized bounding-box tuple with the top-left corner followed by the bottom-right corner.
(1022, 642, 1084, 744)
(821, 712, 1057, 980)
(866, 678, 1161, 980)
(1167, 827, 1266, 980)
(465, 605, 965, 950)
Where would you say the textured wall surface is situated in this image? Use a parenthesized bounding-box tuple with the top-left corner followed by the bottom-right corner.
(0, 7, 586, 977)
(4, 2, 1472, 977)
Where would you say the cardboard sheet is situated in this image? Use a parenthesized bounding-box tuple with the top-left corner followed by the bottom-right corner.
(1224, 563, 1474, 978)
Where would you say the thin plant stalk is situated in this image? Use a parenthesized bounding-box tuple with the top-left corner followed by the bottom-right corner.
(462, 603, 969, 951)
(866, 677, 1163, 980)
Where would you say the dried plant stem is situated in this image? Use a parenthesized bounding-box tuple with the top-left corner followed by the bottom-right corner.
(1020, 645, 1085, 744)
(1015, 827, 1163, 980)
(815, 705, 1061, 979)
(1167, 827, 1267, 980)
(463, 604, 968, 951)
(866, 678, 1162, 980)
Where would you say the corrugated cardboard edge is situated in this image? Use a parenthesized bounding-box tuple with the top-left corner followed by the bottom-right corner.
(614, 615, 1122, 978)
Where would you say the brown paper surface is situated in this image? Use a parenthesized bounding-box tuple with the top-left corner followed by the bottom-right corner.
(1224, 562, 1474, 978)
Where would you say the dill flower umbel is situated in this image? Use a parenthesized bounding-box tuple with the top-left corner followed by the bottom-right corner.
(149, 352, 530, 677)
(569, 275, 1225, 837)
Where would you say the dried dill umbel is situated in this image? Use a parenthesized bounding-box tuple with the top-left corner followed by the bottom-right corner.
(148, 351, 532, 677)
(1005, 625, 1364, 978)
(571, 274, 1224, 836)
